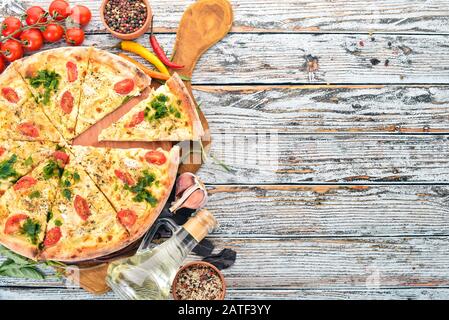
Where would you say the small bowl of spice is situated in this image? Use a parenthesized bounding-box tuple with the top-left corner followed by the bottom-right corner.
(172, 261, 226, 300)
(100, 0, 152, 40)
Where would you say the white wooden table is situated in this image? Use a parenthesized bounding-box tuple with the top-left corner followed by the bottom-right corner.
(2, 0, 449, 300)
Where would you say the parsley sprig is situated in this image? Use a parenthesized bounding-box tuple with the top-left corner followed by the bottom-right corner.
(124, 170, 158, 206)
(28, 70, 61, 105)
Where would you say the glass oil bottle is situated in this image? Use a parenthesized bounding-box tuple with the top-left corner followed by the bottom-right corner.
(106, 209, 217, 300)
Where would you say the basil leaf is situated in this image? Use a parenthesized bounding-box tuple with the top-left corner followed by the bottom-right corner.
(0, 155, 18, 180)
(29, 191, 41, 199)
(62, 188, 72, 201)
(21, 218, 41, 245)
(24, 156, 33, 167)
(0, 263, 45, 280)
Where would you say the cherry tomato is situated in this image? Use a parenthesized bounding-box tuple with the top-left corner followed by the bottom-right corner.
(114, 79, 135, 95)
(0, 147, 5, 157)
(60, 91, 74, 114)
(117, 209, 137, 228)
(144, 150, 167, 165)
(114, 169, 135, 186)
(43, 227, 61, 247)
(17, 122, 39, 138)
(20, 29, 44, 52)
(0, 56, 5, 74)
(14, 176, 37, 191)
(1, 87, 19, 104)
(70, 5, 91, 26)
(125, 111, 145, 128)
(65, 28, 84, 46)
(25, 6, 48, 25)
(53, 150, 70, 166)
(74, 195, 91, 221)
(4, 214, 28, 234)
(66, 61, 78, 82)
(41, 23, 64, 43)
(1, 39, 24, 62)
(49, 0, 70, 21)
(1, 17, 22, 39)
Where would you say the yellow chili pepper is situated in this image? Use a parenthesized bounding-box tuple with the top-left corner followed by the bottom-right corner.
(118, 41, 170, 76)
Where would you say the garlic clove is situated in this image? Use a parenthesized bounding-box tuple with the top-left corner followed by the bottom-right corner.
(181, 188, 208, 210)
(175, 172, 196, 197)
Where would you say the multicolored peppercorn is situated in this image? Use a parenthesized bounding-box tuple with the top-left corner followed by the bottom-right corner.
(104, 0, 147, 34)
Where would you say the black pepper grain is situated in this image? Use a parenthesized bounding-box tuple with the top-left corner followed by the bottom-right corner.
(104, 0, 148, 34)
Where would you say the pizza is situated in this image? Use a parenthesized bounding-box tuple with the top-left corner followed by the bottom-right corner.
(0, 140, 57, 197)
(71, 145, 180, 245)
(0, 65, 62, 142)
(76, 48, 151, 135)
(0, 47, 200, 262)
(99, 73, 204, 142)
(40, 158, 129, 262)
(0, 155, 63, 259)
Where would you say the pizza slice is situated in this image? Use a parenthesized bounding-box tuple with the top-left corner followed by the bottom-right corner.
(76, 48, 151, 135)
(0, 153, 64, 259)
(40, 160, 129, 262)
(72, 145, 179, 243)
(19, 48, 90, 141)
(0, 140, 57, 197)
(0, 59, 62, 142)
(99, 73, 204, 142)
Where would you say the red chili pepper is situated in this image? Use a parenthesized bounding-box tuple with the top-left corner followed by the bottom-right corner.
(149, 17, 184, 70)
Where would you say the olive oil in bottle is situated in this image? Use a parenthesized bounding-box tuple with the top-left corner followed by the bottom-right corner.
(106, 209, 217, 300)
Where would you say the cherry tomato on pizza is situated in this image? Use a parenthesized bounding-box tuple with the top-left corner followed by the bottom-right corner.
(66, 61, 78, 82)
(60, 91, 74, 114)
(117, 209, 137, 228)
(114, 170, 136, 186)
(43, 227, 62, 247)
(74, 195, 91, 221)
(1, 39, 24, 62)
(125, 111, 145, 128)
(20, 29, 44, 52)
(144, 150, 167, 165)
(53, 151, 70, 166)
(70, 5, 92, 26)
(1, 17, 22, 38)
(18, 122, 39, 138)
(49, 0, 70, 21)
(14, 176, 37, 191)
(0, 147, 5, 157)
(65, 28, 85, 46)
(25, 6, 48, 25)
(4, 214, 28, 234)
(1, 87, 19, 104)
(114, 79, 135, 95)
(41, 23, 64, 43)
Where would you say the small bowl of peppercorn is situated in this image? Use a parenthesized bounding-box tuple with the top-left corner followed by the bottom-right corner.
(100, 0, 152, 40)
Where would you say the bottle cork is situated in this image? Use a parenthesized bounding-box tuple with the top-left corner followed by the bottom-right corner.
(183, 209, 217, 242)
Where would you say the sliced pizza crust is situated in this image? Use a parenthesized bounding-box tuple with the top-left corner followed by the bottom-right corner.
(40, 162, 129, 262)
(0, 158, 61, 259)
(99, 73, 204, 142)
(0, 140, 57, 197)
(76, 48, 151, 135)
(71, 145, 179, 243)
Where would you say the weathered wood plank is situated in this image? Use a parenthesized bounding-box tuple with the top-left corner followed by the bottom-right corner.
(83, 33, 449, 84)
(18, 0, 449, 33)
(2, 287, 449, 300)
(206, 185, 449, 237)
(197, 134, 449, 184)
(193, 85, 449, 133)
(2, 237, 449, 290)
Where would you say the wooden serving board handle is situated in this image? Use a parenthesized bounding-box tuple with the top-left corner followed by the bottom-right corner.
(173, 0, 233, 174)
(70, 0, 233, 295)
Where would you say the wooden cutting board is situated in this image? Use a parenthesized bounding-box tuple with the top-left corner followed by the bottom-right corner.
(67, 0, 233, 294)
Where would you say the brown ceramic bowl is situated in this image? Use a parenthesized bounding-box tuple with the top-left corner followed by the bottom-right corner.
(100, 0, 153, 40)
(172, 261, 227, 300)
